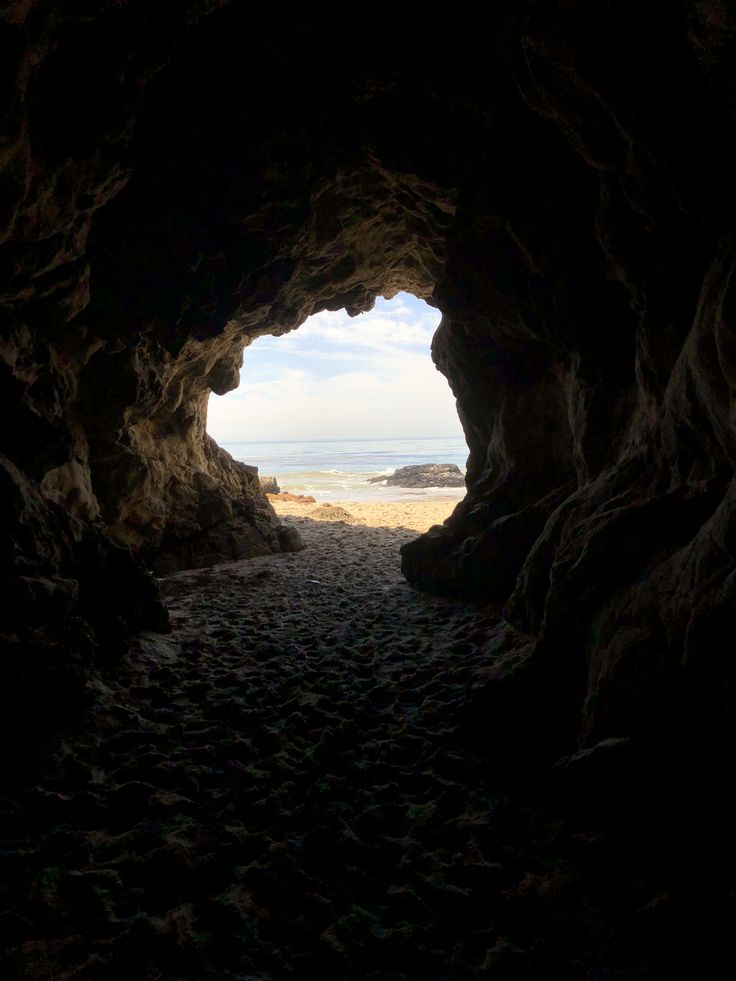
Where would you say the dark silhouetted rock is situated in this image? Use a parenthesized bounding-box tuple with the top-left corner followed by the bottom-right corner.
(368, 464, 465, 488)
(277, 525, 305, 552)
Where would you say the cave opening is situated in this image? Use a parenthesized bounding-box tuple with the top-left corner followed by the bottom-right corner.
(206, 291, 469, 511)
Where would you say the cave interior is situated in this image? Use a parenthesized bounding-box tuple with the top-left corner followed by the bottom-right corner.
(3, 1, 736, 976)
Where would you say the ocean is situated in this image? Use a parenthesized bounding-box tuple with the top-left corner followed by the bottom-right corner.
(221, 436, 469, 502)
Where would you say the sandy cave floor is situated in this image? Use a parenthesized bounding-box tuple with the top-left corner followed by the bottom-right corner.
(0, 503, 707, 978)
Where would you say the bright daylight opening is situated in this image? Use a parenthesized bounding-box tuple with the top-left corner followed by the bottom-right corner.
(206, 293, 468, 510)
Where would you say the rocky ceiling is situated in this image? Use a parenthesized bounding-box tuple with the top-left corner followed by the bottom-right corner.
(3, 0, 736, 779)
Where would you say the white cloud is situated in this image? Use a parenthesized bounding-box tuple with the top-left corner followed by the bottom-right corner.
(296, 313, 436, 350)
(207, 295, 463, 441)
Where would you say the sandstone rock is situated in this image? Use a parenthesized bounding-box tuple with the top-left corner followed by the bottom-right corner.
(260, 475, 280, 495)
(308, 505, 361, 524)
(0, 455, 167, 766)
(402, 482, 575, 603)
(268, 492, 317, 504)
(368, 464, 466, 488)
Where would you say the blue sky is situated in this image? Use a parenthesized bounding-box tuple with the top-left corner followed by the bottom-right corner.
(207, 293, 465, 441)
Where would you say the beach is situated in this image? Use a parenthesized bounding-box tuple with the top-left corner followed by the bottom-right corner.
(269, 492, 463, 533)
(221, 434, 469, 504)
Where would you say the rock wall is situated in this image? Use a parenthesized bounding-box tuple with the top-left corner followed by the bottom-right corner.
(2, 1, 736, 758)
(404, 1, 736, 755)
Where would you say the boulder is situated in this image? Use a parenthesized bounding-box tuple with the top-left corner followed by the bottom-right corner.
(277, 524, 305, 552)
(368, 464, 466, 488)
(309, 505, 361, 524)
(260, 475, 281, 495)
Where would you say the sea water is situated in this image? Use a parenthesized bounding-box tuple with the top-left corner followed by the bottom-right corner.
(220, 436, 469, 502)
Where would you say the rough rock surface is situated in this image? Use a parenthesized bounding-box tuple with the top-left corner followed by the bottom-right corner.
(309, 505, 362, 524)
(369, 463, 466, 488)
(3, 4, 736, 963)
(259, 475, 280, 495)
(0, 453, 169, 757)
(267, 492, 316, 505)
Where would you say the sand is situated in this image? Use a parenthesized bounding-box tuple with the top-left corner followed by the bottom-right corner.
(270, 494, 463, 533)
(0, 500, 723, 977)
(0, 503, 541, 979)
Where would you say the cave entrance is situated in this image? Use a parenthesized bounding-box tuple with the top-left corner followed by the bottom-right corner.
(206, 292, 468, 513)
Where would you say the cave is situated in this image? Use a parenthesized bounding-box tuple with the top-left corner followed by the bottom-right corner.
(3, 1, 736, 976)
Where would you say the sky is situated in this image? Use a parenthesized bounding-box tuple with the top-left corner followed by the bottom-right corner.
(206, 292, 465, 442)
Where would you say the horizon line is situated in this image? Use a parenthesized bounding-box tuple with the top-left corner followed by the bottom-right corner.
(217, 435, 467, 445)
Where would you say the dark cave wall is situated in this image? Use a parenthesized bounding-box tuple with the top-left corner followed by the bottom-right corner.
(2, 1, 736, 756)
(413, 2, 736, 751)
